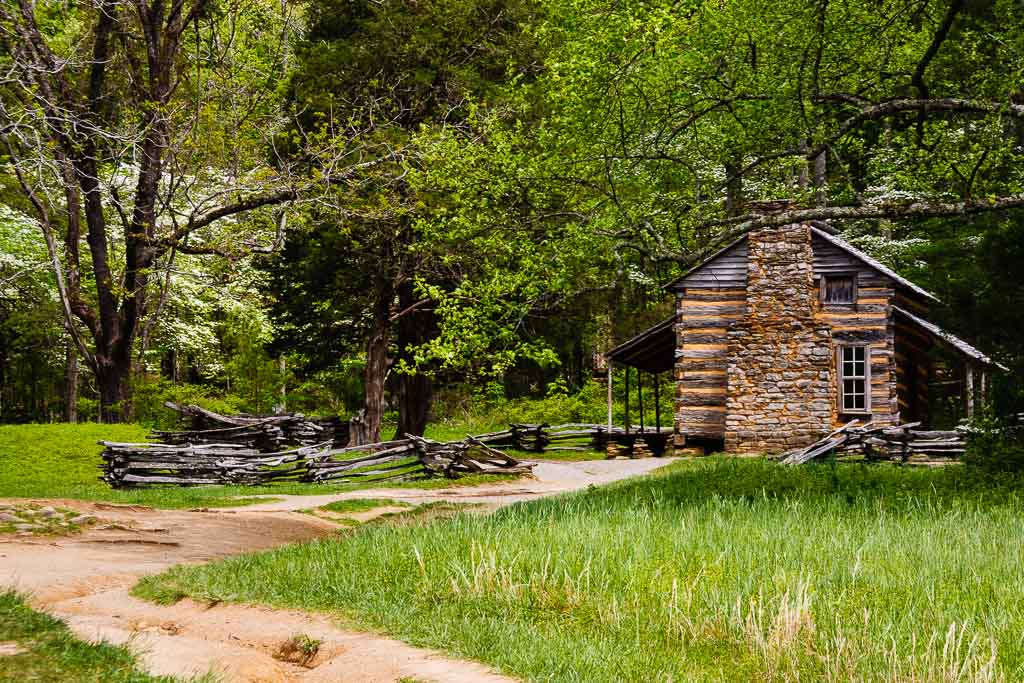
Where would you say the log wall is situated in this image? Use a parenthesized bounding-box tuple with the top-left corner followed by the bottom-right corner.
(674, 287, 746, 444)
(811, 233, 899, 426)
(894, 311, 932, 423)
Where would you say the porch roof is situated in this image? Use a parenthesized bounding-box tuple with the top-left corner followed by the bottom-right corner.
(606, 316, 677, 374)
(894, 306, 1008, 371)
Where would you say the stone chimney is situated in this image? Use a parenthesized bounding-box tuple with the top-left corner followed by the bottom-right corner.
(724, 220, 836, 453)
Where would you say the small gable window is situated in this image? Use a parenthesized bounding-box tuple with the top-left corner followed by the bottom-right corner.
(838, 345, 871, 414)
(822, 274, 856, 304)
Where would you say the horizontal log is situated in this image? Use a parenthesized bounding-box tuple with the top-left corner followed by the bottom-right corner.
(681, 304, 746, 316)
(682, 334, 729, 346)
(680, 393, 727, 407)
(310, 454, 415, 474)
(682, 290, 747, 301)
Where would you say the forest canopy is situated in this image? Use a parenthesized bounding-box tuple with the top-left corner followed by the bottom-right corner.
(1, 0, 1021, 427)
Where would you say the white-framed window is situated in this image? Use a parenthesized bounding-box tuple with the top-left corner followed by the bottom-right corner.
(838, 345, 871, 414)
(821, 274, 857, 304)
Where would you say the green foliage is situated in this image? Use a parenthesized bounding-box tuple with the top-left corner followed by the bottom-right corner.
(430, 374, 672, 434)
(136, 458, 1024, 681)
(0, 205, 67, 422)
(965, 415, 1024, 473)
(0, 590, 182, 682)
(132, 380, 246, 429)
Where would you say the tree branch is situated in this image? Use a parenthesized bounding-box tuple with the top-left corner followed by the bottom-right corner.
(909, 0, 966, 146)
(673, 194, 1024, 268)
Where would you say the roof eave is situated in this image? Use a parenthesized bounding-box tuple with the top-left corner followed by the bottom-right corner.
(661, 234, 748, 292)
(894, 306, 1008, 372)
(810, 227, 941, 304)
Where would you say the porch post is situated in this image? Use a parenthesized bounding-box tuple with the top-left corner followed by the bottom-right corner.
(654, 373, 661, 434)
(624, 366, 630, 434)
(638, 371, 645, 433)
(965, 364, 975, 419)
(606, 363, 613, 432)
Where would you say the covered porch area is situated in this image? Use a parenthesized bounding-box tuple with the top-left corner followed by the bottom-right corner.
(893, 306, 1008, 426)
(603, 316, 677, 457)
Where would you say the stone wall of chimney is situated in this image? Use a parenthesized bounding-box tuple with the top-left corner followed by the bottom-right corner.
(725, 224, 836, 452)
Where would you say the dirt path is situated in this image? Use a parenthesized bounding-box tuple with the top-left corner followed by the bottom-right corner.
(230, 457, 672, 512)
(0, 457, 674, 682)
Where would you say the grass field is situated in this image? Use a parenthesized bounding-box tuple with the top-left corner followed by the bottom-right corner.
(0, 423, 521, 509)
(0, 590, 194, 682)
(137, 458, 1024, 682)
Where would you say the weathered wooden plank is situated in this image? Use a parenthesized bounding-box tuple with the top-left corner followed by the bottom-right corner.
(680, 393, 727, 407)
(682, 376, 728, 389)
(681, 326, 729, 335)
(832, 329, 890, 344)
(681, 333, 729, 344)
(679, 317, 742, 329)
(680, 239, 749, 288)
(679, 404, 727, 414)
(681, 291, 747, 302)
(683, 342, 728, 352)
(682, 297, 746, 307)
(682, 359, 729, 371)
(682, 348, 729, 359)
(681, 304, 747, 316)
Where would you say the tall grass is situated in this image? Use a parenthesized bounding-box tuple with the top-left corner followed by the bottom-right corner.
(137, 459, 1024, 681)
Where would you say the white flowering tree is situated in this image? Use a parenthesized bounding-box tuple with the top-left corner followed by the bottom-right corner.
(0, 0, 382, 420)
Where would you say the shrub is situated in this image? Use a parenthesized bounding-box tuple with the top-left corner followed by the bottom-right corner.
(132, 378, 245, 429)
(964, 414, 1024, 472)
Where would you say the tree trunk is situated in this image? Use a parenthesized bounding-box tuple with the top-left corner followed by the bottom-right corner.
(395, 372, 432, 438)
(361, 279, 392, 444)
(96, 359, 130, 424)
(813, 151, 827, 206)
(392, 280, 435, 438)
(278, 355, 287, 413)
(725, 155, 744, 216)
(64, 339, 78, 423)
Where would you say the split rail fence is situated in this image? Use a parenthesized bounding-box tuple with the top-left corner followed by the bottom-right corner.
(99, 410, 670, 489)
(780, 420, 968, 466)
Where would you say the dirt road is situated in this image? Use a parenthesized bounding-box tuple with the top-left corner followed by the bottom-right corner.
(0, 457, 672, 682)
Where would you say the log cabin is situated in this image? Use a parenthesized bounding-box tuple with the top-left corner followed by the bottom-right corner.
(606, 218, 1006, 455)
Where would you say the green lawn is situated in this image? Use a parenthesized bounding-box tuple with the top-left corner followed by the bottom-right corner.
(0, 423, 520, 509)
(137, 458, 1024, 682)
(0, 590, 199, 682)
(318, 498, 413, 514)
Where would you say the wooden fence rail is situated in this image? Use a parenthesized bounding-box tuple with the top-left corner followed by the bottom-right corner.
(100, 419, 665, 489)
(101, 434, 535, 489)
(780, 420, 968, 466)
(153, 402, 350, 450)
